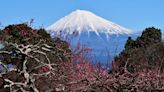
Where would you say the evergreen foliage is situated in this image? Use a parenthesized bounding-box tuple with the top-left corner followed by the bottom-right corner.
(113, 27, 163, 73)
(124, 27, 162, 54)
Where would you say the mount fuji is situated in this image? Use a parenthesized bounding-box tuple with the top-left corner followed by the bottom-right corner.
(47, 10, 133, 65)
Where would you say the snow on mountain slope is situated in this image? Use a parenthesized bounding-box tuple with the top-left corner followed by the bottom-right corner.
(46, 9, 131, 37)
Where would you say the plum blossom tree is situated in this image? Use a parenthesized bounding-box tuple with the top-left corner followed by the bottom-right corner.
(0, 24, 72, 91)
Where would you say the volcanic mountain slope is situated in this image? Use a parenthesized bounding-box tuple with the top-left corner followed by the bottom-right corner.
(47, 10, 132, 64)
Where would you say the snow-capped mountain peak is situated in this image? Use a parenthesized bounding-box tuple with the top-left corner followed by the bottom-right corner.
(47, 9, 131, 37)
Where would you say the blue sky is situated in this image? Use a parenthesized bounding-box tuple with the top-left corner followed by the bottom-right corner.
(0, 0, 163, 32)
